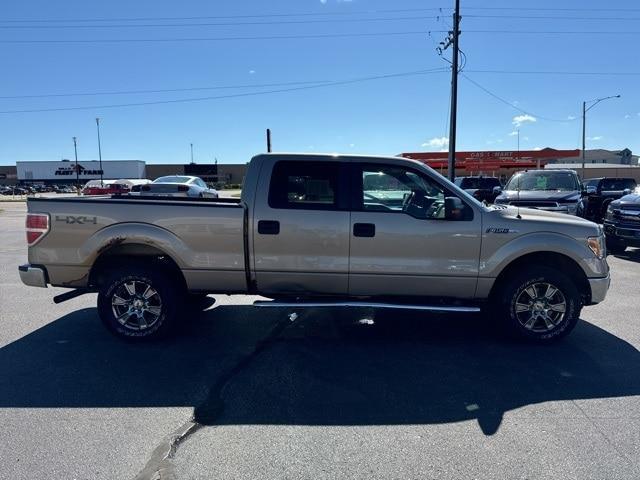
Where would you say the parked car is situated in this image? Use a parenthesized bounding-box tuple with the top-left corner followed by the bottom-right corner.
(140, 175, 219, 198)
(82, 180, 130, 196)
(494, 169, 584, 215)
(454, 176, 503, 203)
(582, 177, 637, 223)
(602, 190, 640, 254)
(18, 153, 609, 344)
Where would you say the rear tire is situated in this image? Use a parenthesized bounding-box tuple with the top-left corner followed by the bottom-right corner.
(494, 266, 581, 343)
(97, 266, 182, 340)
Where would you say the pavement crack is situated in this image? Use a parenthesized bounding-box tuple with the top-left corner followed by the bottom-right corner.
(131, 314, 294, 480)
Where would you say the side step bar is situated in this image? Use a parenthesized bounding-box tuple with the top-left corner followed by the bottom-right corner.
(253, 300, 480, 313)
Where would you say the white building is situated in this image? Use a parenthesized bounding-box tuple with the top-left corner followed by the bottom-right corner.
(16, 160, 146, 183)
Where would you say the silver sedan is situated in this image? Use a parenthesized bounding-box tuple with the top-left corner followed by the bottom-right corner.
(141, 175, 219, 198)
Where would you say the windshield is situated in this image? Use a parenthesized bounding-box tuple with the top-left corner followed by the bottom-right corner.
(505, 171, 579, 191)
(153, 176, 192, 184)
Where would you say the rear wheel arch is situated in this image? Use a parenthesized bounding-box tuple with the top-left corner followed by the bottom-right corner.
(89, 243, 187, 292)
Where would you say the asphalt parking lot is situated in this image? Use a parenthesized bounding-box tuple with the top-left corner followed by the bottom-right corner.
(1, 200, 639, 480)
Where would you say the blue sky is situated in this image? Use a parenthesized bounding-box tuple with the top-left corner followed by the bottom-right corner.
(0, 0, 638, 164)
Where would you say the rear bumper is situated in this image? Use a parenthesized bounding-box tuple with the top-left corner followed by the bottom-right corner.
(588, 274, 610, 304)
(18, 264, 48, 288)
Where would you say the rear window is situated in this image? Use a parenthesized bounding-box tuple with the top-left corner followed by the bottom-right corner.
(153, 176, 192, 184)
(268, 161, 340, 210)
(601, 178, 636, 191)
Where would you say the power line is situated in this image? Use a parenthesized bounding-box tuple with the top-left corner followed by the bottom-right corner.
(466, 14, 640, 21)
(0, 15, 442, 29)
(0, 30, 443, 44)
(460, 73, 576, 123)
(3, 30, 639, 44)
(465, 69, 640, 76)
(0, 68, 449, 114)
(0, 8, 451, 23)
(0, 79, 337, 99)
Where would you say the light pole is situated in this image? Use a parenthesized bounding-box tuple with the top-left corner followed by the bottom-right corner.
(73, 137, 80, 195)
(190, 143, 194, 164)
(581, 95, 620, 178)
(96, 118, 104, 186)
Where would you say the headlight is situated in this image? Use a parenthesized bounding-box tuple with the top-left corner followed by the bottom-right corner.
(605, 205, 615, 221)
(587, 236, 604, 258)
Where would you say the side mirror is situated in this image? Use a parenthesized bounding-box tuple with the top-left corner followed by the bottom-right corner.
(492, 186, 502, 195)
(445, 196, 465, 220)
(623, 188, 632, 196)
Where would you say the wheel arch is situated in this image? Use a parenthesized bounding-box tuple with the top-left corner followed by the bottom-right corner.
(489, 251, 591, 305)
(89, 242, 187, 292)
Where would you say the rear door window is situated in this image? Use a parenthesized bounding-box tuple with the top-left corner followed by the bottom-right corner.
(268, 161, 342, 210)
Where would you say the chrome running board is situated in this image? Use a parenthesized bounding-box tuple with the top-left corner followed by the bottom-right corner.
(253, 300, 480, 313)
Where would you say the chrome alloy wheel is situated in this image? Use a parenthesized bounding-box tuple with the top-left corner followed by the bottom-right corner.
(514, 282, 567, 333)
(111, 280, 162, 331)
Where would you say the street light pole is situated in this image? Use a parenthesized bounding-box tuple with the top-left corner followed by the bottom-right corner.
(73, 136, 80, 195)
(96, 118, 103, 186)
(190, 143, 194, 163)
(581, 94, 620, 179)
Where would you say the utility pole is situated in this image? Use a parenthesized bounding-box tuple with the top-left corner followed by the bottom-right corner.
(190, 143, 194, 163)
(581, 94, 620, 179)
(266, 128, 272, 152)
(437, 0, 461, 181)
(95, 118, 103, 186)
(73, 137, 80, 194)
(73, 137, 80, 195)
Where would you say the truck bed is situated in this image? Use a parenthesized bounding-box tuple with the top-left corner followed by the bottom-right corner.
(27, 195, 248, 292)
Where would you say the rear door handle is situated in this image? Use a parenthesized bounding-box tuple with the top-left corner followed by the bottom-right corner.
(258, 220, 280, 235)
(353, 223, 375, 237)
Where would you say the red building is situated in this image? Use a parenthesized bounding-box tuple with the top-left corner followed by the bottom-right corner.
(400, 148, 581, 176)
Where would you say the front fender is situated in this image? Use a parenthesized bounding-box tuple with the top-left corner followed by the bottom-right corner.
(480, 231, 606, 279)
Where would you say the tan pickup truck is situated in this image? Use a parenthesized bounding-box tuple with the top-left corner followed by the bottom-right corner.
(20, 153, 610, 342)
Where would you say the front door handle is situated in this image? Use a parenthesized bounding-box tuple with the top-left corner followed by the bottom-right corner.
(258, 220, 280, 235)
(353, 223, 375, 237)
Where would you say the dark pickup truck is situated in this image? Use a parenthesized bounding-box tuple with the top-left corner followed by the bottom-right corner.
(582, 177, 637, 223)
(603, 191, 640, 254)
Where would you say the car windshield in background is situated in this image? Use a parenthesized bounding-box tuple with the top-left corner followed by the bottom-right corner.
(153, 176, 192, 184)
(601, 179, 637, 191)
(505, 171, 579, 191)
(459, 177, 501, 189)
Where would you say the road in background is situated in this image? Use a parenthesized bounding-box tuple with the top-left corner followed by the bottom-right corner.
(1, 200, 639, 479)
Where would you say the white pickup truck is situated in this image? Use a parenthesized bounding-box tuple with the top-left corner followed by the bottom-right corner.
(20, 153, 610, 342)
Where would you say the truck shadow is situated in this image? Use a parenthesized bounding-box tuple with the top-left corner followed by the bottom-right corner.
(0, 305, 638, 436)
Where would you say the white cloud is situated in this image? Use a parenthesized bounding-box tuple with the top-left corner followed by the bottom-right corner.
(523, 136, 529, 141)
(320, 0, 327, 3)
(349, 143, 355, 148)
(249, 70, 255, 74)
(625, 114, 631, 119)
(567, 115, 576, 120)
(508, 131, 518, 136)
(422, 136, 449, 149)
(587, 136, 603, 141)
(512, 114, 537, 127)
(533, 147, 542, 151)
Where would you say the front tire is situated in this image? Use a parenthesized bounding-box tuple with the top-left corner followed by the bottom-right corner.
(495, 266, 581, 342)
(97, 266, 181, 340)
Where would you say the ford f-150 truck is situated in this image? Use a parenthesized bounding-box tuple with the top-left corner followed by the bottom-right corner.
(19, 153, 610, 342)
